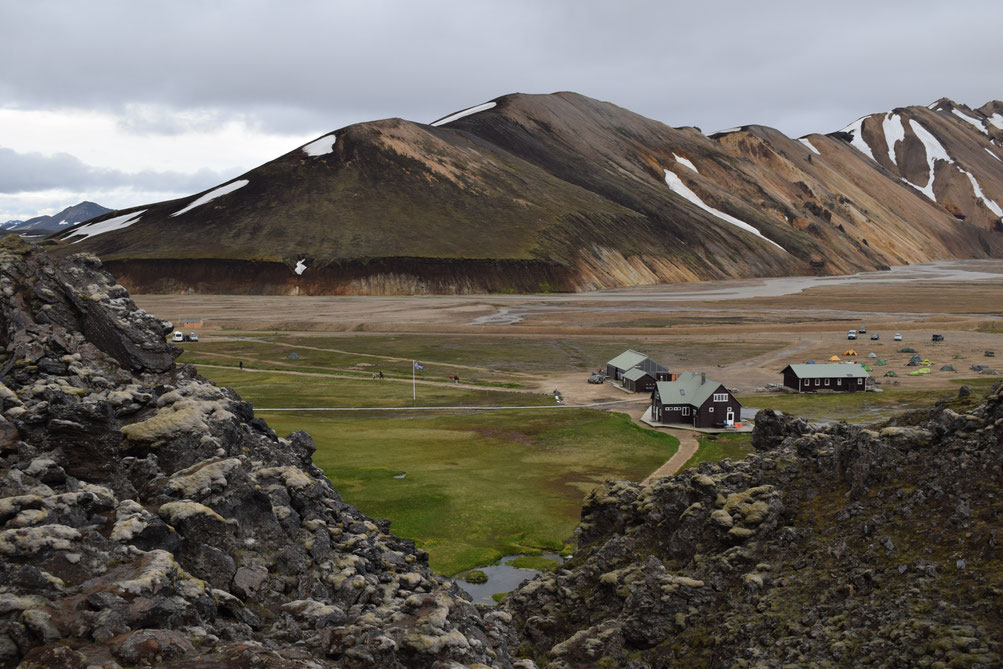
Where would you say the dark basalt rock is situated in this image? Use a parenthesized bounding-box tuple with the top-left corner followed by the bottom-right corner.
(503, 383, 1003, 668)
(0, 242, 520, 668)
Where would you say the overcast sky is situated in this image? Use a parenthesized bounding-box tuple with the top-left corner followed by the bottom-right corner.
(2, 0, 1001, 222)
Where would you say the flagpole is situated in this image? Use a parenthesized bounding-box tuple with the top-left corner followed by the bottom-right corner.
(412, 361, 416, 401)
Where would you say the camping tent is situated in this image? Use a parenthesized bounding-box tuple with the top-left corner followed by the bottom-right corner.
(843, 350, 857, 356)
(876, 359, 887, 366)
(862, 365, 873, 371)
(868, 352, 877, 358)
(907, 360, 919, 367)
(829, 355, 841, 361)
(909, 370, 921, 376)
(921, 359, 931, 366)
(884, 371, 897, 377)
(899, 347, 916, 353)
(909, 355, 923, 364)
(917, 367, 931, 374)
(940, 365, 956, 372)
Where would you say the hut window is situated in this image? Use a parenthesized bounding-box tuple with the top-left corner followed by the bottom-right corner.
(857, 378, 863, 385)
(815, 379, 821, 386)
(709, 407, 714, 413)
(837, 379, 842, 386)
(713, 393, 728, 402)
(682, 407, 690, 416)
(824, 379, 830, 386)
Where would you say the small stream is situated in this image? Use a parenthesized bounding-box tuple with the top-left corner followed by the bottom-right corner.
(454, 553, 565, 606)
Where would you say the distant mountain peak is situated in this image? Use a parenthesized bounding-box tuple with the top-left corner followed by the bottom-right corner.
(3, 201, 112, 237)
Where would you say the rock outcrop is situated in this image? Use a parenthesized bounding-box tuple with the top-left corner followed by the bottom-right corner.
(504, 385, 1003, 667)
(0, 239, 520, 667)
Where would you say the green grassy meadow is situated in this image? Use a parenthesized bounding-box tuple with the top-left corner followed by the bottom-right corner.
(193, 368, 551, 409)
(263, 409, 677, 575)
(738, 381, 992, 424)
(185, 351, 678, 575)
(680, 433, 754, 471)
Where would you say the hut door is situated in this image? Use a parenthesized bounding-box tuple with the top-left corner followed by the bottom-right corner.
(726, 408, 734, 424)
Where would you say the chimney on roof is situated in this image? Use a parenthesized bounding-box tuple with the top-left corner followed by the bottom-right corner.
(701, 372, 706, 385)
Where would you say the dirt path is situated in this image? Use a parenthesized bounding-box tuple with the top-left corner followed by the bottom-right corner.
(641, 428, 700, 484)
(194, 363, 530, 393)
(209, 337, 538, 378)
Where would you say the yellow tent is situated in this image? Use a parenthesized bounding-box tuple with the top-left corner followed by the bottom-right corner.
(829, 355, 841, 361)
(843, 349, 857, 356)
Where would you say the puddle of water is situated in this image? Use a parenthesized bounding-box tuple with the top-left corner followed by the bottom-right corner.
(454, 553, 565, 606)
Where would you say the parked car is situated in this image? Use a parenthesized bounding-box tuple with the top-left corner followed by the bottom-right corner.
(871, 333, 879, 340)
(858, 326, 867, 334)
(932, 334, 944, 342)
(847, 330, 857, 340)
(186, 332, 199, 342)
(587, 373, 605, 384)
(171, 330, 184, 342)
(893, 333, 902, 341)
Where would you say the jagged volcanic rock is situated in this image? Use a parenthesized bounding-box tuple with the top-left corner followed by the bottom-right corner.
(503, 386, 1003, 667)
(0, 238, 523, 667)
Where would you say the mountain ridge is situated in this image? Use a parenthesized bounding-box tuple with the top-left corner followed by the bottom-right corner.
(4, 201, 111, 237)
(50, 93, 1003, 294)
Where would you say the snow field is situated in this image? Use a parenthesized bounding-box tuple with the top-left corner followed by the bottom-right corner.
(662, 169, 786, 252)
(673, 153, 698, 173)
(952, 109, 988, 134)
(799, 138, 821, 155)
(906, 120, 953, 201)
(294, 260, 307, 275)
(69, 210, 147, 243)
(303, 134, 337, 157)
(840, 117, 877, 162)
(989, 114, 1003, 130)
(959, 168, 1003, 217)
(882, 113, 906, 166)
(430, 102, 496, 127)
(171, 180, 250, 217)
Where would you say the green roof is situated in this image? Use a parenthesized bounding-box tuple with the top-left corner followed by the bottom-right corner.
(785, 363, 869, 379)
(606, 349, 649, 371)
(654, 372, 729, 407)
(622, 367, 654, 382)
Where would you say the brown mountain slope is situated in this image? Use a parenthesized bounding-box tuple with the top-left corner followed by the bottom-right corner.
(50, 92, 1003, 294)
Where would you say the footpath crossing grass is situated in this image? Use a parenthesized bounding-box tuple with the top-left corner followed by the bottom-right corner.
(252, 408, 677, 576)
(195, 368, 553, 409)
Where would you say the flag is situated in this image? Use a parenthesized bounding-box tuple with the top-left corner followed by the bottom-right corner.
(413, 361, 423, 370)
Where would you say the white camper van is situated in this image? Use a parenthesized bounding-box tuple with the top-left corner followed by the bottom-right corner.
(172, 330, 184, 342)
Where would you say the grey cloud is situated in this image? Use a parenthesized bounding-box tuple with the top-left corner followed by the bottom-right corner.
(2, 1, 1002, 139)
(0, 147, 231, 194)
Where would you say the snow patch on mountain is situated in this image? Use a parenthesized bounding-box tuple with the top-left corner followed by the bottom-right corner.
(988, 114, 1003, 130)
(673, 153, 698, 173)
(799, 138, 820, 155)
(171, 180, 249, 218)
(907, 120, 953, 201)
(710, 127, 741, 136)
(431, 102, 496, 127)
(303, 134, 337, 157)
(952, 109, 988, 134)
(882, 113, 906, 166)
(294, 260, 307, 275)
(986, 148, 1003, 163)
(68, 210, 147, 243)
(959, 167, 1003, 217)
(840, 117, 876, 162)
(663, 169, 785, 252)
